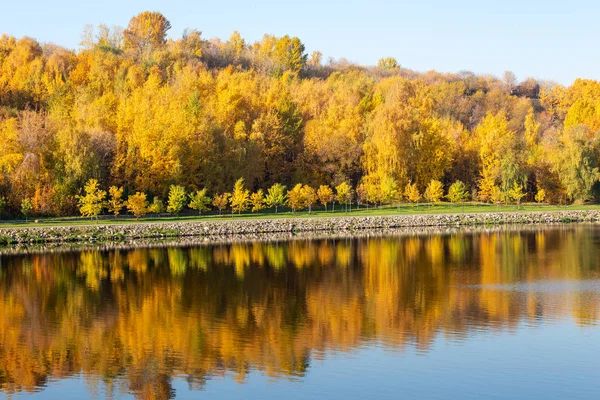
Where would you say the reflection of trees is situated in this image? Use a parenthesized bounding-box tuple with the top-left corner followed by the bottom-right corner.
(0, 226, 599, 398)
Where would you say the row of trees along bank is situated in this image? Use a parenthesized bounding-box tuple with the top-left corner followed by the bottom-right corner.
(38, 177, 542, 221)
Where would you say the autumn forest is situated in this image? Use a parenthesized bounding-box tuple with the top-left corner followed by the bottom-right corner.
(2, 11, 600, 217)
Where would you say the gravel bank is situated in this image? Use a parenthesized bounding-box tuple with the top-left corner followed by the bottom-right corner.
(1, 210, 599, 245)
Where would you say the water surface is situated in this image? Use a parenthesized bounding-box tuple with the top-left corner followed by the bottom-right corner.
(1, 225, 599, 399)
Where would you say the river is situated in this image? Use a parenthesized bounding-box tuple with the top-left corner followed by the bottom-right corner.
(0, 225, 599, 399)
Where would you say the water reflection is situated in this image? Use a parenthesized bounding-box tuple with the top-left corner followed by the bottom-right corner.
(0, 225, 599, 398)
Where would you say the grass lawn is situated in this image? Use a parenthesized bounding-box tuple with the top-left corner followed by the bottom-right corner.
(1, 202, 599, 228)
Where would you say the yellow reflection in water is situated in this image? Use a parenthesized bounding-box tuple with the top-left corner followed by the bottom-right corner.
(0, 226, 599, 398)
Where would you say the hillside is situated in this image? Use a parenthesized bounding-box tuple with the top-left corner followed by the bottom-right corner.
(1, 11, 600, 216)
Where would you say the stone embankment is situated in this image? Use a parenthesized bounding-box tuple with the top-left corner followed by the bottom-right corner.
(0, 210, 599, 245)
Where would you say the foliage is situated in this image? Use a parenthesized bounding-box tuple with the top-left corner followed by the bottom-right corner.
(265, 183, 287, 213)
(108, 186, 125, 216)
(167, 185, 187, 216)
(250, 190, 265, 212)
(335, 182, 353, 211)
(447, 180, 468, 204)
(380, 176, 399, 205)
(212, 193, 230, 214)
(230, 178, 250, 214)
(404, 183, 421, 205)
(127, 192, 148, 218)
(287, 184, 305, 212)
(123, 11, 171, 56)
(148, 197, 164, 214)
(77, 179, 107, 221)
(21, 198, 33, 221)
(508, 182, 526, 205)
(302, 185, 318, 213)
(377, 57, 399, 70)
(0, 12, 599, 213)
(535, 187, 546, 204)
(424, 180, 444, 204)
(189, 188, 211, 215)
(317, 185, 334, 211)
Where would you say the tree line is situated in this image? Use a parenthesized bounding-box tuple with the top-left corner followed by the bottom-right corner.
(1, 11, 600, 218)
(70, 176, 531, 220)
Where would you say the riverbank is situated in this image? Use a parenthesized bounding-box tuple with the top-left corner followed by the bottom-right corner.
(1, 210, 599, 245)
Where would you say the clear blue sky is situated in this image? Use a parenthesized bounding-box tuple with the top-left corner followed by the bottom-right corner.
(1, 0, 597, 84)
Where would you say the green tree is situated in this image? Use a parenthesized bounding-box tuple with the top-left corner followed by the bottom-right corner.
(447, 180, 468, 204)
(265, 183, 287, 213)
(167, 185, 187, 216)
(189, 188, 211, 215)
(250, 190, 265, 213)
(424, 180, 444, 205)
(77, 179, 107, 222)
(230, 178, 250, 214)
(127, 192, 148, 218)
(552, 127, 600, 202)
(21, 198, 33, 222)
(108, 186, 125, 217)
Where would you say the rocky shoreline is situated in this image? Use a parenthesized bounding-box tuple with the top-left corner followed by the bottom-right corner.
(1, 210, 599, 246)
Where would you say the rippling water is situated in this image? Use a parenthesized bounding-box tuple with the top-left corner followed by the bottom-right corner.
(1, 225, 599, 399)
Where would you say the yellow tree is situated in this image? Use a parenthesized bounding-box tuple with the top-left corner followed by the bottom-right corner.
(167, 185, 187, 216)
(535, 187, 546, 204)
(148, 197, 164, 213)
(123, 11, 171, 56)
(287, 184, 305, 212)
(230, 178, 250, 214)
(404, 182, 421, 207)
(302, 185, 318, 213)
(127, 192, 148, 218)
(212, 193, 230, 215)
(317, 185, 334, 212)
(356, 182, 368, 208)
(359, 176, 381, 206)
(509, 182, 526, 206)
(424, 180, 444, 205)
(77, 179, 107, 221)
(250, 189, 265, 213)
(478, 168, 497, 203)
(107, 186, 125, 217)
(335, 182, 353, 212)
(475, 112, 524, 202)
(379, 175, 399, 206)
